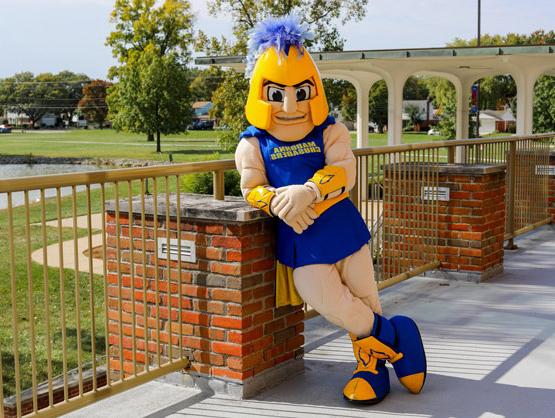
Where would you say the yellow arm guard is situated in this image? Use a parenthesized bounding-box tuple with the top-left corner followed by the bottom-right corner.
(307, 165, 347, 201)
(246, 186, 275, 216)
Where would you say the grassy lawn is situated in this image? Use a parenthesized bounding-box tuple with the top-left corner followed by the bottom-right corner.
(0, 129, 450, 164)
(0, 129, 234, 163)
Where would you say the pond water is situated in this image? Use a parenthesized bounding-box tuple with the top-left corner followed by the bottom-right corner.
(0, 164, 103, 209)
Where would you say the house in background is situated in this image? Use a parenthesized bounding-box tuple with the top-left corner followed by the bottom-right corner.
(479, 107, 516, 135)
(402, 99, 439, 130)
(192, 101, 213, 121)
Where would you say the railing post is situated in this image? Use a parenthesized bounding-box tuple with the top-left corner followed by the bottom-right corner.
(447, 145, 455, 164)
(213, 170, 225, 201)
(350, 158, 359, 208)
(505, 141, 518, 250)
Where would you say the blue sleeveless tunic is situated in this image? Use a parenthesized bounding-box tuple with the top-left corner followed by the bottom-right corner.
(240, 116, 370, 268)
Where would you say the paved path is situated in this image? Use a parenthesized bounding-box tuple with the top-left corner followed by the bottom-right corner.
(31, 214, 104, 275)
(67, 225, 555, 418)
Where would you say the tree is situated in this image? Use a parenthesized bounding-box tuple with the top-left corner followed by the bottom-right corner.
(106, 0, 194, 143)
(199, 1, 370, 152)
(0, 71, 88, 128)
(368, 80, 388, 133)
(423, 77, 457, 138)
(403, 76, 429, 100)
(55, 71, 90, 126)
(189, 66, 225, 102)
(106, 0, 194, 66)
(78, 80, 112, 128)
(210, 70, 249, 151)
(108, 47, 193, 153)
(405, 104, 422, 131)
(533, 75, 555, 133)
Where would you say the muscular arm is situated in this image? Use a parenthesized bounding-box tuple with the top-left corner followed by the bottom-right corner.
(304, 121, 356, 202)
(235, 136, 275, 216)
(235, 136, 317, 233)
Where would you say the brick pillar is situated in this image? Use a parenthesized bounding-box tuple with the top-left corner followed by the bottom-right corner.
(383, 164, 506, 282)
(105, 194, 304, 398)
(435, 165, 506, 281)
(548, 151, 555, 222)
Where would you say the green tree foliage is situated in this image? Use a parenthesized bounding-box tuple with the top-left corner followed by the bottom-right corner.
(404, 103, 422, 131)
(106, 0, 194, 66)
(78, 80, 112, 128)
(533, 75, 555, 133)
(106, 0, 194, 145)
(181, 170, 242, 196)
(199, 0, 369, 55)
(199, 1, 369, 152)
(368, 80, 388, 133)
(107, 47, 193, 152)
(210, 70, 249, 152)
(189, 66, 225, 102)
(423, 77, 456, 138)
(0, 71, 89, 128)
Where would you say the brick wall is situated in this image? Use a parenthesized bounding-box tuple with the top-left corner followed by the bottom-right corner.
(436, 169, 505, 278)
(105, 194, 304, 396)
(383, 164, 506, 282)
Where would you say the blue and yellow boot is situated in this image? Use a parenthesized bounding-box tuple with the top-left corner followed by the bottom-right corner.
(343, 314, 427, 404)
(389, 315, 427, 394)
(342, 333, 392, 404)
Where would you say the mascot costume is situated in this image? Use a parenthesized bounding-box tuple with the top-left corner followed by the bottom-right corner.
(235, 15, 427, 404)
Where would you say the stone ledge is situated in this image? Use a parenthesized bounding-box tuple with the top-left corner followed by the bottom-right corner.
(106, 193, 268, 223)
(424, 264, 504, 283)
(157, 358, 304, 399)
(382, 163, 506, 175)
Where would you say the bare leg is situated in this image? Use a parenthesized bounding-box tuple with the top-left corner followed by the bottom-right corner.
(336, 244, 382, 315)
(293, 263, 374, 338)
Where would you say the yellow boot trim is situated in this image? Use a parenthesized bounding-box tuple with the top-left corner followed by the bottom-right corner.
(343, 378, 377, 402)
(246, 186, 275, 216)
(275, 261, 303, 308)
(307, 165, 347, 200)
(400, 372, 425, 394)
(355, 336, 404, 364)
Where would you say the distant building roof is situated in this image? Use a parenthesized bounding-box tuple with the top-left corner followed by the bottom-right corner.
(193, 101, 211, 109)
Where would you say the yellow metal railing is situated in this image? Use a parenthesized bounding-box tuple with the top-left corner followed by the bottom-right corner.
(0, 133, 553, 417)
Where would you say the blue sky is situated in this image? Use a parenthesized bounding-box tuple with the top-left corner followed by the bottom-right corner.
(1, 0, 554, 79)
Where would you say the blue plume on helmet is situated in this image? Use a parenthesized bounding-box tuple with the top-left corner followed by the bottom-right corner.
(245, 14, 313, 78)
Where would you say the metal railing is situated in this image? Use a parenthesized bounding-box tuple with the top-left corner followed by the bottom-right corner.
(351, 133, 553, 289)
(0, 133, 553, 417)
(0, 161, 234, 418)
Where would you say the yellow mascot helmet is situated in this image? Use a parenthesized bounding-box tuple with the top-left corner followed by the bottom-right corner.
(245, 16, 329, 130)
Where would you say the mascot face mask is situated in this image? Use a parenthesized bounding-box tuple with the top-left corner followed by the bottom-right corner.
(245, 17, 329, 142)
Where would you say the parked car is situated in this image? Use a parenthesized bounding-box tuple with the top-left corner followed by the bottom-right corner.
(189, 120, 214, 130)
(0, 125, 12, 133)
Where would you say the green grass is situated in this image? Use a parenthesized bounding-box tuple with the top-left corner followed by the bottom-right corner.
(0, 129, 234, 163)
(0, 129, 451, 164)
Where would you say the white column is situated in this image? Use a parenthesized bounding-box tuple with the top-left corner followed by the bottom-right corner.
(386, 73, 407, 146)
(355, 83, 370, 148)
(516, 73, 536, 135)
(455, 79, 472, 140)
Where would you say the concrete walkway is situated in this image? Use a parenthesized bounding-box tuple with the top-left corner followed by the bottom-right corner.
(31, 214, 104, 275)
(66, 225, 555, 418)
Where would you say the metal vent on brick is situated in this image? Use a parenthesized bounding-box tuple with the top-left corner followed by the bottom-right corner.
(535, 165, 555, 176)
(421, 186, 450, 201)
(157, 238, 196, 263)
